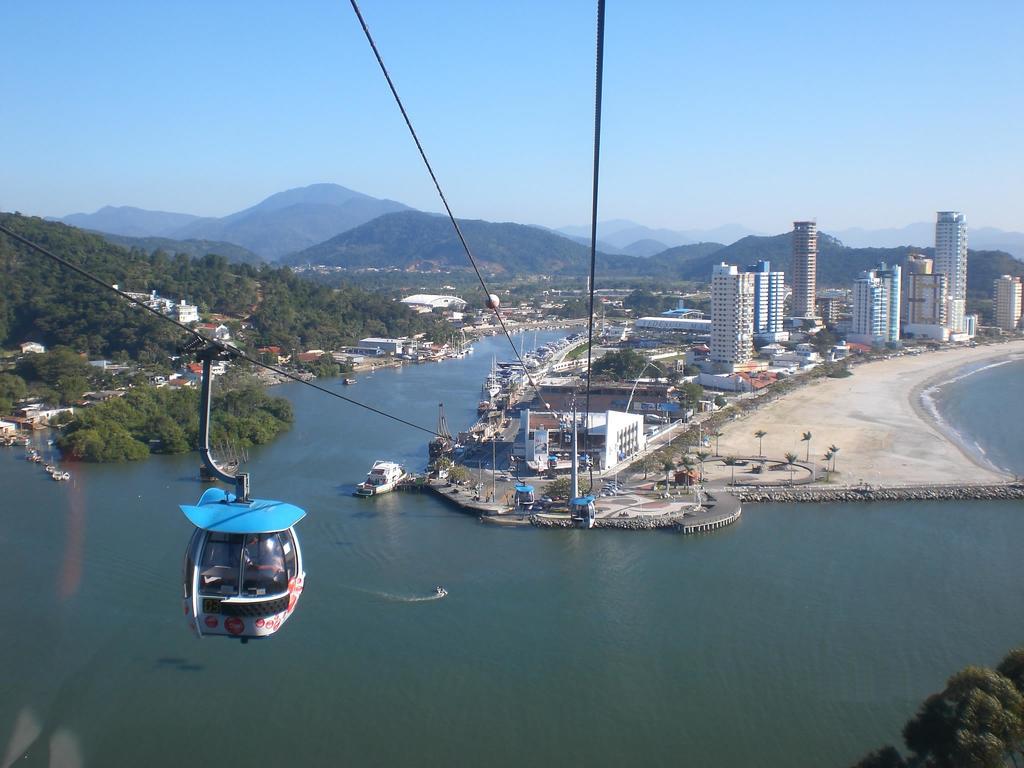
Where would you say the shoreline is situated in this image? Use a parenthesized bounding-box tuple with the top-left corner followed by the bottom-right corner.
(910, 354, 1024, 478)
(713, 340, 1024, 487)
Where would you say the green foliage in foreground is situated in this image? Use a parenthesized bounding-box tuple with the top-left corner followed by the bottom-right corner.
(57, 383, 293, 462)
(590, 348, 662, 380)
(849, 646, 1024, 768)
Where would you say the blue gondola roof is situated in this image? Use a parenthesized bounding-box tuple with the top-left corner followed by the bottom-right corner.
(569, 495, 596, 506)
(515, 484, 535, 493)
(179, 487, 306, 533)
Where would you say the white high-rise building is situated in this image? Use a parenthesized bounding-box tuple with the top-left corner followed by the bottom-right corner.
(710, 263, 754, 370)
(935, 211, 968, 333)
(850, 264, 900, 345)
(744, 260, 786, 341)
(994, 275, 1023, 331)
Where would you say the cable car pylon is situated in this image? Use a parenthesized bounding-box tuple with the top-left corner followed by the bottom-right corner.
(179, 339, 307, 642)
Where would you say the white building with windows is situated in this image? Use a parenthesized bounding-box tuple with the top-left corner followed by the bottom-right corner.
(710, 263, 754, 371)
(994, 275, 1023, 331)
(744, 260, 786, 341)
(850, 263, 900, 345)
(935, 211, 968, 333)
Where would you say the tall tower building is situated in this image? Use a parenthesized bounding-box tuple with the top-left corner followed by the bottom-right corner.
(790, 221, 818, 319)
(994, 275, 1023, 331)
(935, 211, 968, 332)
(710, 263, 754, 370)
(902, 254, 947, 332)
(850, 263, 900, 345)
(743, 260, 785, 341)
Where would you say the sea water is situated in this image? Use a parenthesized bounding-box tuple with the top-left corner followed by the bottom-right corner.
(2, 337, 1023, 767)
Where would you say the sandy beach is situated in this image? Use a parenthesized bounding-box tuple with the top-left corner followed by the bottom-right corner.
(712, 340, 1024, 486)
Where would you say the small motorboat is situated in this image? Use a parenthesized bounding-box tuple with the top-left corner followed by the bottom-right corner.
(44, 464, 56, 473)
(435, 586, 447, 598)
(342, 378, 356, 385)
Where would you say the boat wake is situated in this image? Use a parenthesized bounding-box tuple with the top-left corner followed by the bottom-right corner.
(346, 586, 447, 603)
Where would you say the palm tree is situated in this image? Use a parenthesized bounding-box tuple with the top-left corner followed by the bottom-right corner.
(712, 430, 724, 456)
(695, 450, 710, 482)
(754, 429, 767, 456)
(723, 456, 739, 486)
(829, 444, 840, 473)
(662, 458, 676, 492)
(822, 451, 834, 482)
(678, 454, 696, 487)
(801, 431, 812, 462)
(784, 451, 799, 485)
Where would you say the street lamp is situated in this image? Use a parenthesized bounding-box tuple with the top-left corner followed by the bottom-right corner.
(624, 360, 660, 414)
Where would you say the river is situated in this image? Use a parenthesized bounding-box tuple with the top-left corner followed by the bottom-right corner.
(2, 334, 1023, 768)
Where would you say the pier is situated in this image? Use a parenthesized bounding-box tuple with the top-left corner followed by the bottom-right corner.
(399, 478, 742, 534)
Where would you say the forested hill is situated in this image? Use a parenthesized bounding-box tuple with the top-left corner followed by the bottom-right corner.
(283, 210, 615, 273)
(0, 213, 447, 358)
(96, 232, 262, 265)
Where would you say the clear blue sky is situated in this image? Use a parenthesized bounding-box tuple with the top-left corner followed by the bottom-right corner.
(2, 0, 1021, 232)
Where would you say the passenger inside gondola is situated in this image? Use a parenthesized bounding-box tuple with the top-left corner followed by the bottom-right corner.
(241, 533, 288, 596)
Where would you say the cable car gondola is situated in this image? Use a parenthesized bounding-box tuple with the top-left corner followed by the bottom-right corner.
(182, 488, 305, 640)
(180, 340, 307, 641)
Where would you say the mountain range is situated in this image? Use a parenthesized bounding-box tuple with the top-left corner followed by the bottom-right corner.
(54, 183, 1024, 275)
(59, 184, 410, 260)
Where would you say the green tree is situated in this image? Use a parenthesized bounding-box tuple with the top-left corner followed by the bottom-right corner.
(723, 456, 739, 486)
(713, 394, 727, 408)
(829, 444, 840, 473)
(447, 464, 472, 485)
(695, 450, 710, 482)
(801, 431, 813, 462)
(0, 372, 27, 414)
(784, 452, 799, 485)
(754, 429, 767, 456)
(545, 475, 573, 500)
(822, 451, 834, 482)
(903, 666, 1024, 768)
(662, 458, 676, 490)
(712, 430, 724, 456)
(635, 454, 660, 479)
(590, 349, 662, 380)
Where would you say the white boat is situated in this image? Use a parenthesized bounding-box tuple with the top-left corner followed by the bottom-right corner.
(355, 461, 407, 497)
(435, 586, 447, 598)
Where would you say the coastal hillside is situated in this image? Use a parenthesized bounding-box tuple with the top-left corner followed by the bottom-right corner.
(0, 213, 447, 356)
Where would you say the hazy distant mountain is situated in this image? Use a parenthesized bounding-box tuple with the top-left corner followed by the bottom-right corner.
(557, 219, 759, 250)
(59, 206, 203, 237)
(285, 210, 612, 273)
(170, 183, 412, 259)
(96, 233, 261, 265)
(832, 223, 1024, 260)
(620, 239, 671, 257)
(59, 184, 414, 261)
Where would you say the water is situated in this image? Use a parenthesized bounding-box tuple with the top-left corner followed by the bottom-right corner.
(3, 335, 1023, 768)
(926, 356, 1024, 476)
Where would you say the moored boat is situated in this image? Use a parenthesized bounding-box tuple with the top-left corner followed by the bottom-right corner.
(354, 461, 407, 497)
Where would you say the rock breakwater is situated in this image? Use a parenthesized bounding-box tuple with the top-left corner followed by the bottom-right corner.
(736, 483, 1024, 504)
